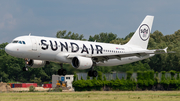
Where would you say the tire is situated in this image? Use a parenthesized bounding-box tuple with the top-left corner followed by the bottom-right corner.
(25, 67, 28, 71)
(88, 70, 93, 77)
(23, 67, 28, 71)
(62, 69, 67, 76)
(58, 69, 62, 75)
(92, 70, 98, 77)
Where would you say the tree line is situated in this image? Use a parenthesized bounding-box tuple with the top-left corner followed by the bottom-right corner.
(73, 70, 180, 91)
(0, 29, 180, 83)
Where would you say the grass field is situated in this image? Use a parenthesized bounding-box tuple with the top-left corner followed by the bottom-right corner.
(0, 91, 180, 101)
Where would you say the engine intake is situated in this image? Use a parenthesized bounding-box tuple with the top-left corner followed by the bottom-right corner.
(72, 56, 93, 69)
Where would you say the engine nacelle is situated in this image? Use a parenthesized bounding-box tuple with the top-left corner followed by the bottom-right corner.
(72, 56, 93, 69)
(26, 59, 46, 68)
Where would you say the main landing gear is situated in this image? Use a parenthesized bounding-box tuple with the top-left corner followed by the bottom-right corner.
(88, 63, 98, 77)
(57, 64, 67, 76)
(88, 70, 98, 77)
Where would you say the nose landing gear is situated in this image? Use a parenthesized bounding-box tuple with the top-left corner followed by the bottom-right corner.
(23, 67, 28, 71)
(22, 58, 29, 71)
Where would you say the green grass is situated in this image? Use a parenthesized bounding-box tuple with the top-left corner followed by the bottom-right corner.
(0, 91, 180, 101)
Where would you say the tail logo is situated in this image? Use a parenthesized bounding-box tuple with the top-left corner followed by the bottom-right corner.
(139, 24, 150, 41)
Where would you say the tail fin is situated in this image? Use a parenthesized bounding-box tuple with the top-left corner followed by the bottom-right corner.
(125, 15, 154, 49)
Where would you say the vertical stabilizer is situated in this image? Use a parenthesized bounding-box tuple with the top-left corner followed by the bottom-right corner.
(125, 15, 154, 49)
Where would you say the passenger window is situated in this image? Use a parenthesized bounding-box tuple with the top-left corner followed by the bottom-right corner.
(22, 41, 26, 44)
(18, 41, 22, 44)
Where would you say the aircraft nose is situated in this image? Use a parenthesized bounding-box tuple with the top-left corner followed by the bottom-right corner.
(5, 44, 13, 54)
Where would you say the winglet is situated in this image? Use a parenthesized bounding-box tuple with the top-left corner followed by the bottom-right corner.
(155, 47, 168, 53)
(164, 47, 168, 53)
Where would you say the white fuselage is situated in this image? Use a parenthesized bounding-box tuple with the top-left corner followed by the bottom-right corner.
(5, 35, 154, 67)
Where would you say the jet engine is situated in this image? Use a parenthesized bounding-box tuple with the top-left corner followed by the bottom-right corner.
(25, 59, 47, 68)
(72, 56, 93, 69)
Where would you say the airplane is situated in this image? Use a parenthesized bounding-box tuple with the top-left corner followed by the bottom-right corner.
(5, 15, 168, 77)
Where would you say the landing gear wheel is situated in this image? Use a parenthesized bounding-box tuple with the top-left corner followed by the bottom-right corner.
(58, 69, 67, 76)
(58, 69, 62, 75)
(88, 62, 98, 77)
(92, 70, 98, 77)
(23, 67, 28, 71)
(88, 70, 98, 77)
(62, 69, 67, 76)
(88, 70, 93, 77)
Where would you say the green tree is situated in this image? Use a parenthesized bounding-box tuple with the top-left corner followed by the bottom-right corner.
(56, 30, 85, 40)
(88, 32, 117, 43)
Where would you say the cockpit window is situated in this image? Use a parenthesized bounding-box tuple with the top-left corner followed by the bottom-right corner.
(12, 40, 18, 43)
(22, 41, 26, 44)
(12, 40, 26, 44)
(18, 41, 22, 44)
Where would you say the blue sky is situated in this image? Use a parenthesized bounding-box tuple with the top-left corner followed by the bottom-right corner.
(0, 0, 180, 44)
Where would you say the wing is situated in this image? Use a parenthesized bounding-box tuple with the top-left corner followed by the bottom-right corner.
(67, 47, 173, 62)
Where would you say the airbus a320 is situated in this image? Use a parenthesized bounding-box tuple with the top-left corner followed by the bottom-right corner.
(5, 15, 168, 77)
